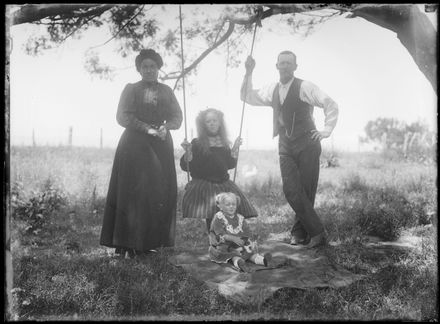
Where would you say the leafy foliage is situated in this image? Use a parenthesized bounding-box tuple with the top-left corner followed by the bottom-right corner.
(336, 172, 436, 241)
(107, 5, 159, 58)
(361, 118, 436, 162)
(13, 4, 341, 80)
(12, 179, 67, 235)
(357, 187, 414, 241)
(23, 8, 106, 56)
(320, 149, 340, 168)
(84, 51, 115, 80)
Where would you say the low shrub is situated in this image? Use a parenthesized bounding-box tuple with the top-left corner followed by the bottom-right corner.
(12, 179, 67, 235)
(320, 150, 339, 168)
(243, 176, 284, 208)
(341, 173, 369, 193)
(356, 187, 415, 241)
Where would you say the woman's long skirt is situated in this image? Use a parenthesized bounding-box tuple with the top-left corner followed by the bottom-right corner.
(181, 178, 258, 219)
(100, 129, 177, 252)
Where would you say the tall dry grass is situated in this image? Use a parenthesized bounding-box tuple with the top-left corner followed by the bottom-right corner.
(8, 146, 438, 320)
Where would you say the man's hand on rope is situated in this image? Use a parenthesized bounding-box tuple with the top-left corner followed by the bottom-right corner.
(231, 137, 243, 159)
(311, 130, 331, 141)
(245, 56, 256, 75)
(181, 139, 193, 162)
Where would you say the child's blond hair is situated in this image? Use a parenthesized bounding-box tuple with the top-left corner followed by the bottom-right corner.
(215, 192, 241, 208)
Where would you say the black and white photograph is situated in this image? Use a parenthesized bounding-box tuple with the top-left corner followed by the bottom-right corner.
(5, 3, 438, 321)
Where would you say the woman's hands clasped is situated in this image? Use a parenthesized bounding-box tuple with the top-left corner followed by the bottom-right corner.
(147, 125, 167, 140)
(157, 125, 167, 140)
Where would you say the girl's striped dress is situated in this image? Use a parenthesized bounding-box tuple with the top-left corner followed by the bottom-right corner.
(180, 139, 257, 219)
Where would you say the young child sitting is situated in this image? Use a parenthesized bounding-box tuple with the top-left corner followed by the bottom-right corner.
(208, 192, 272, 272)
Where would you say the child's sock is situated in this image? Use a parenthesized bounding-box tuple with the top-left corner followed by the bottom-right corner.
(252, 253, 273, 266)
(253, 254, 265, 265)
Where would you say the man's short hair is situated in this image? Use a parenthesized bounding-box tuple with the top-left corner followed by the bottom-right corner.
(277, 50, 297, 63)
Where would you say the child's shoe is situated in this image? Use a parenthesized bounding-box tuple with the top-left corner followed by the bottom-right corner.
(263, 252, 273, 267)
(237, 258, 251, 273)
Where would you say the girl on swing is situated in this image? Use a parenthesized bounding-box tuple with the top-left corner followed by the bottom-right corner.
(180, 108, 258, 231)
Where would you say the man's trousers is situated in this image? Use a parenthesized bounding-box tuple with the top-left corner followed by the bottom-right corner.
(278, 132, 325, 239)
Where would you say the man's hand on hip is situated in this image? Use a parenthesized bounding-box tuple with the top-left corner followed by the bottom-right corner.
(311, 130, 331, 141)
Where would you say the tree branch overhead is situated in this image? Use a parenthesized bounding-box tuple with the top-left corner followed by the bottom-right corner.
(9, 3, 437, 92)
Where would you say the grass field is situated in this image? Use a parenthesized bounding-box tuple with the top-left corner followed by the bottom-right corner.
(8, 145, 438, 320)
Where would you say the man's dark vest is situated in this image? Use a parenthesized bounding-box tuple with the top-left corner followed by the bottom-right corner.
(271, 78, 316, 139)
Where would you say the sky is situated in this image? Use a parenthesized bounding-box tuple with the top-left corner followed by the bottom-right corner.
(8, 4, 437, 151)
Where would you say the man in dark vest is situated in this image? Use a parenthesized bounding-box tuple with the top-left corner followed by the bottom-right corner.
(240, 51, 339, 248)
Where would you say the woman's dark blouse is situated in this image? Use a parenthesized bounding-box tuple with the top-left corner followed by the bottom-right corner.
(116, 80, 182, 132)
(180, 139, 237, 183)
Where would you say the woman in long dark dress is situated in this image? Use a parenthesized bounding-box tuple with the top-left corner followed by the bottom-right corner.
(100, 49, 182, 258)
(180, 108, 258, 232)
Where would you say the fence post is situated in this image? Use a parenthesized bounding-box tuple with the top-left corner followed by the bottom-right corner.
(68, 126, 73, 147)
(419, 132, 427, 146)
(403, 132, 410, 156)
(100, 128, 103, 149)
(32, 129, 36, 147)
(409, 132, 418, 148)
(381, 133, 387, 149)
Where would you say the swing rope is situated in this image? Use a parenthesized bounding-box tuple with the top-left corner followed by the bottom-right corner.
(233, 9, 262, 183)
(179, 5, 190, 183)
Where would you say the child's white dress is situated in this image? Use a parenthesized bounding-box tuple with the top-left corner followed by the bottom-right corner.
(208, 211, 255, 263)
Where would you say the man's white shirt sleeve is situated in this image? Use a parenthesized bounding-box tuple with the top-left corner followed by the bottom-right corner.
(300, 80, 339, 134)
(241, 76, 339, 134)
(241, 75, 276, 107)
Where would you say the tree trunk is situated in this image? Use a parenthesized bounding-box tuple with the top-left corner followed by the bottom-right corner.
(350, 4, 437, 94)
(10, 4, 437, 93)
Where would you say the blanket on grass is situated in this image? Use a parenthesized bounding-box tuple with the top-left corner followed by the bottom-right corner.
(168, 240, 365, 304)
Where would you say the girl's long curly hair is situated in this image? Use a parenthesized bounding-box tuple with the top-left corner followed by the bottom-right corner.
(196, 108, 231, 153)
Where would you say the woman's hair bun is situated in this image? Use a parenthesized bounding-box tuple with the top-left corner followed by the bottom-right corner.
(135, 49, 163, 71)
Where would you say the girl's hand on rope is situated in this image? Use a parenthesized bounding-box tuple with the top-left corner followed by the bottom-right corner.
(245, 56, 256, 75)
(181, 139, 192, 151)
(231, 137, 243, 158)
(181, 139, 193, 161)
(157, 125, 167, 140)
